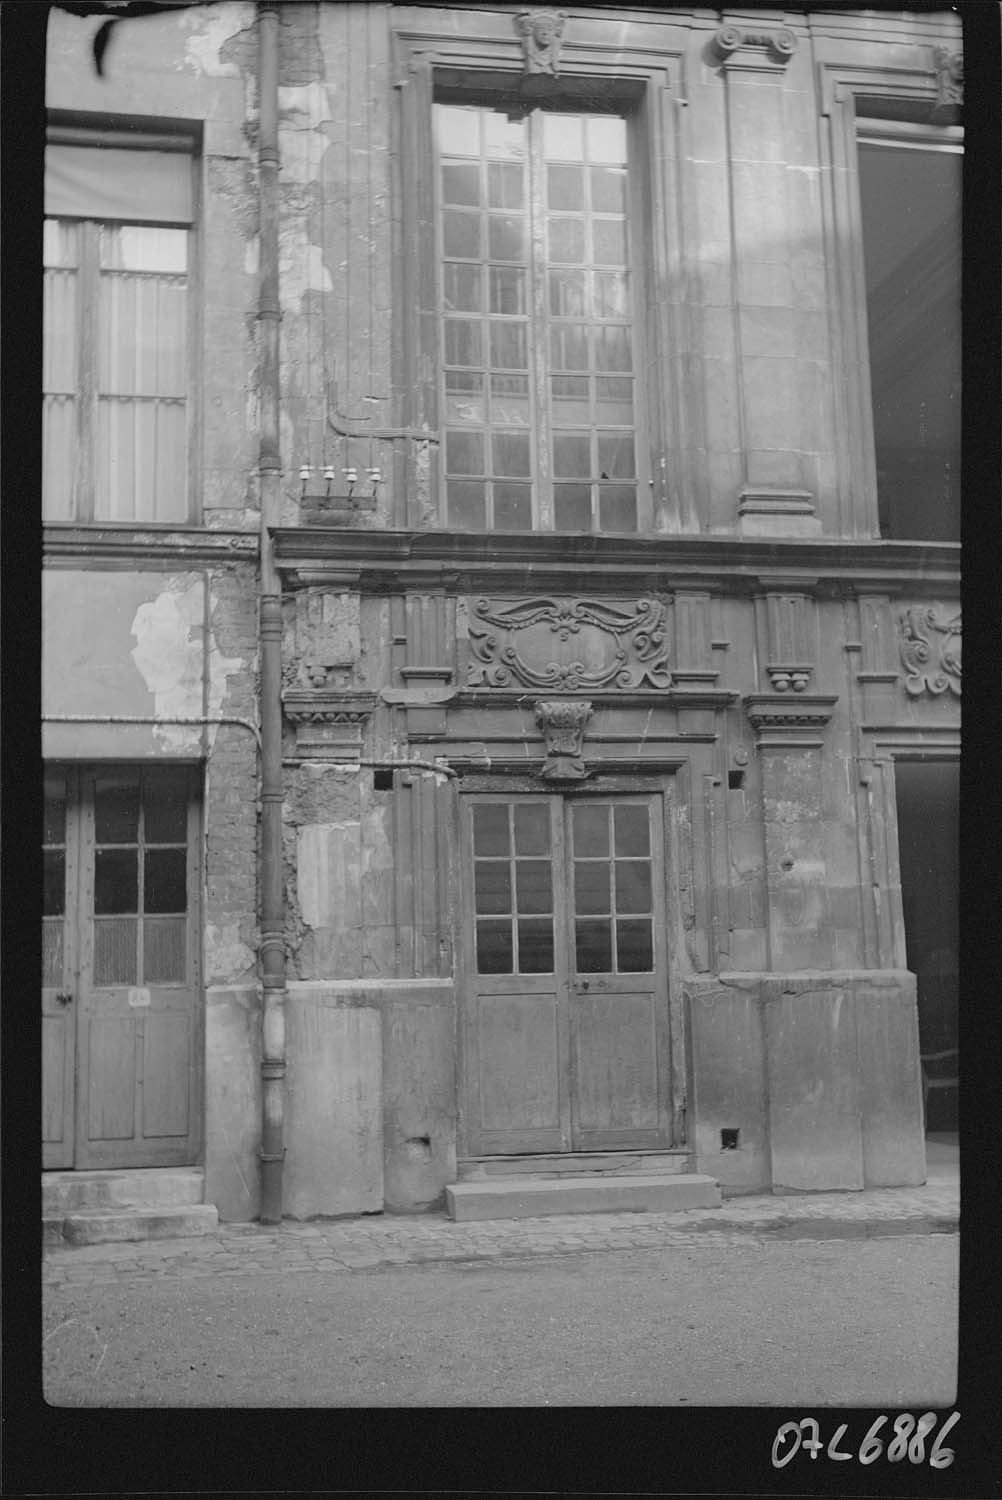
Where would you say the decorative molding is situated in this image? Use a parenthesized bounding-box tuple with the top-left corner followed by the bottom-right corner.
(710, 23, 797, 70)
(766, 666, 812, 694)
(744, 693, 839, 749)
(515, 9, 567, 75)
(931, 48, 963, 124)
(282, 691, 377, 760)
(467, 596, 671, 691)
(898, 605, 961, 696)
(534, 699, 592, 780)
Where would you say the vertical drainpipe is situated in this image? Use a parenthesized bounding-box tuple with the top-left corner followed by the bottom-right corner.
(257, 0, 285, 1223)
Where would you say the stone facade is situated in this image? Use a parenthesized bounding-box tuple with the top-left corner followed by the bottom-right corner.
(42, 4, 960, 1217)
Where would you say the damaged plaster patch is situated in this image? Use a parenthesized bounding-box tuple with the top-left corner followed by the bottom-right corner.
(298, 823, 362, 930)
(278, 84, 333, 185)
(279, 222, 332, 312)
(205, 921, 256, 983)
(182, 1, 254, 77)
(130, 577, 204, 752)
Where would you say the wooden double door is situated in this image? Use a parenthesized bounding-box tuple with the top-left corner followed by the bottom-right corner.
(43, 764, 202, 1170)
(460, 790, 678, 1157)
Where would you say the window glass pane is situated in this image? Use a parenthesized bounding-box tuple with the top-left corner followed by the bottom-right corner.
(441, 161, 481, 206)
(516, 859, 552, 913)
(442, 210, 482, 259)
(554, 485, 592, 531)
(95, 774, 141, 843)
(446, 390, 487, 425)
(514, 803, 549, 855)
(144, 770, 189, 843)
(488, 162, 524, 210)
(550, 324, 589, 370)
(595, 375, 633, 423)
(95, 849, 139, 914)
(44, 219, 79, 268)
(544, 113, 584, 161)
(594, 325, 632, 371)
(477, 919, 513, 973)
(447, 479, 486, 527)
(492, 431, 531, 476)
(44, 772, 67, 845)
(436, 105, 481, 156)
(599, 486, 637, 531)
(573, 803, 609, 856)
(587, 115, 627, 163)
(590, 166, 627, 213)
(594, 271, 630, 318)
(445, 369, 484, 394)
(614, 804, 650, 856)
(43, 394, 77, 521)
(551, 375, 591, 424)
(94, 918, 137, 985)
(615, 860, 651, 913)
(518, 918, 554, 973)
(473, 804, 510, 856)
(576, 919, 612, 973)
(598, 433, 635, 478)
(487, 214, 527, 261)
(547, 164, 584, 210)
(575, 861, 610, 915)
(144, 848, 187, 913)
(617, 919, 653, 972)
(553, 432, 591, 478)
(593, 218, 627, 265)
(99, 225, 187, 273)
(484, 110, 526, 158)
(44, 266, 78, 391)
(489, 322, 528, 370)
(445, 319, 482, 367)
(490, 387, 530, 426)
(475, 860, 512, 914)
(44, 850, 66, 917)
(445, 264, 482, 312)
(494, 483, 532, 529)
(144, 917, 186, 983)
(549, 269, 588, 319)
(489, 267, 526, 315)
(548, 218, 585, 264)
(446, 430, 484, 474)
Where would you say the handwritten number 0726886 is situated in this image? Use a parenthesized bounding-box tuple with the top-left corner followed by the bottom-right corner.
(771, 1412, 959, 1468)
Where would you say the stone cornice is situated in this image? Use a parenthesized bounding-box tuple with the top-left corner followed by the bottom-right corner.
(271, 528, 959, 596)
(43, 524, 260, 566)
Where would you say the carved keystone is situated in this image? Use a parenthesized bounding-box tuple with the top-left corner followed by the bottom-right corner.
(516, 9, 567, 75)
(535, 699, 592, 780)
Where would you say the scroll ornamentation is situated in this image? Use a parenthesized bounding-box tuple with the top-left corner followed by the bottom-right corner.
(467, 595, 671, 691)
(898, 607, 961, 696)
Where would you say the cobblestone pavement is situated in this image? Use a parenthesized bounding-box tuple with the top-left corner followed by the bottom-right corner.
(43, 1176, 958, 1290)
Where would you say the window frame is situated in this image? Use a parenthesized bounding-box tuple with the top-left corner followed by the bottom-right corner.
(817, 60, 963, 541)
(393, 39, 682, 534)
(43, 118, 201, 526)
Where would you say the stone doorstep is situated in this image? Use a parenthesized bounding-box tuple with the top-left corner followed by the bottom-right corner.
(457, 1151, 694, 1182)
(445, 1173, 722, 1223)
(58, 1204, 219, 1246)
(43, 1167, 206, 1216)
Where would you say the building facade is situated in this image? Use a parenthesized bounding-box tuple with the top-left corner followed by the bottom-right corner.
(42, 2, 961, 1223)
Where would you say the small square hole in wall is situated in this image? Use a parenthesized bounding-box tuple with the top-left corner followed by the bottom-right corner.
(721, 1128, 740, 1151)
(373, 769, 394, 791)
(728, 770, 745, 790)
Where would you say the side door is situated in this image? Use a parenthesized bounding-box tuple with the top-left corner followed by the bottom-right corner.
(75, 766, 202, 1169)
(566, 795, 673, 1151)
(42, 766, 78, 1169)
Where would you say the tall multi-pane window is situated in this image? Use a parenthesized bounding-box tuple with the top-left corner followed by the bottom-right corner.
(857, 124, 961, 541)
(435, 101, 644, 533)
(43, 135, 194, 522)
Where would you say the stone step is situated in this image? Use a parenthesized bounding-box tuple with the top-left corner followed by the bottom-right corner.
(446, 1173, 721, 1223)
(457, 1151, 694, 1182)
(58, 1204, 219, 1247)
(42, 1167, 205, 1216)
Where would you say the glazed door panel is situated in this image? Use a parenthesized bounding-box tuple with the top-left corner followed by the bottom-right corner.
(462, 791, 672, 1156)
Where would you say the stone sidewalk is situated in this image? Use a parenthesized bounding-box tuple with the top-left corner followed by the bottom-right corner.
(43, 1166, 958, 1291)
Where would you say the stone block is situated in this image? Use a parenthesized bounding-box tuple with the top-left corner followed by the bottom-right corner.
(686, 982, 770, 1190)
(382, 986, 457, 1211)
(856, 980, 925, 1187)
(765, 986, 863, 1189)
(702, 358, 743, 451)
(204, 984, 261, 1222)
(297, 822, 362, 928)
(731, 162, 788, 244)
(739, 305, 796, 358)
(741, 357, 800, 450)
(446, 1174, 721, 1223)
(729, 82, 786, 163)
(737, 260, 793, 306)
(284, 991, 383, 1218)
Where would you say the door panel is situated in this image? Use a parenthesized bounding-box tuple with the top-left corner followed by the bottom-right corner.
(42, 767, 76, 1168)
(462, 789, 673, 1156)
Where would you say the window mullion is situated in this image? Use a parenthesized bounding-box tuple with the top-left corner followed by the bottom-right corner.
(78, 222, 99, 521)
(527, 112, 553, 530)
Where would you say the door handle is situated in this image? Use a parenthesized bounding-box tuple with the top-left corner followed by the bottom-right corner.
(578, 979, 590, 990)
(55, 991, 74, 1007)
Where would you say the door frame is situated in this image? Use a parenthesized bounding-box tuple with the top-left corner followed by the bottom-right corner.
(455, 771, 687, 1159)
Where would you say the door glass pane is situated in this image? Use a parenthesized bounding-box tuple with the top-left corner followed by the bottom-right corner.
(617, 919, 653, 972)
(516, 859, 552, 913)
(473, 804, 510, 856)
(44, 850, 66, 916)
(94, 918, 138, 985)
(518, 918, 554, 973)
(44, 772, 67, 844)
(572, 803, 609, 856)
(95, 774, 141, 843)
(43, 923, 64, 987)
(513, 803, 549, 855)
(576, 918, 612, 973)
(614, 804, 650, 856)
(144, 917, 186, 983)
(574, 861, 610, 915)
(144, 848, 187, 914)
(554, 484, 592, 531)
(144, 770, 189, 843)
(95, 848, 138, 913)
(475, 860, 512, 914)
(442, 162, 482, 206)
(477, 919, 513, 974)
(615, 859, 652, 913)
